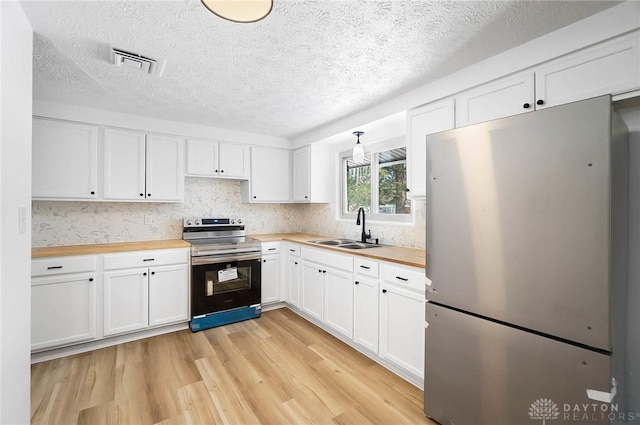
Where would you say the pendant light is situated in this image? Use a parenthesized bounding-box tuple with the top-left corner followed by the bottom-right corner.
(201, 0, 273, 23)
(352, 131, 365, 162)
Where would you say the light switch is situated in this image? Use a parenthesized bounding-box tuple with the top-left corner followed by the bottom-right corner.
(18, 205, 26, 234)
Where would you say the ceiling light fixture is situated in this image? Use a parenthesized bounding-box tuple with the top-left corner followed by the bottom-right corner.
(201, 0, 273, 23)
(352, 131, 365, 163)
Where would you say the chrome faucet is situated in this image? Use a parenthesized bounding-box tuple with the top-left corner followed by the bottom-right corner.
(356, 207, 372, 243)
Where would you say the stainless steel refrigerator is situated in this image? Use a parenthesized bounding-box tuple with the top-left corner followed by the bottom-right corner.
(424, 95, 629, 425)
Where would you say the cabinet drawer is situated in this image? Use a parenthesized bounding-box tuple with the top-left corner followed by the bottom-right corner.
(104, 249, 188, 270)
(301, 247, 353, 273)
(261, 241, 280, 255)
(381, 263, 424, 293)
(32, 256, 97, 277)
(286, 244, 300, 257)
(354, 258, 379, 278)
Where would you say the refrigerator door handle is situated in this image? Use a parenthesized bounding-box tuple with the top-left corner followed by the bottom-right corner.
(586, 378, 617, 403)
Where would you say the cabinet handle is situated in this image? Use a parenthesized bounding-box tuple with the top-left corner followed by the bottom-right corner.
(318, 269, 322, 273)
(382, 289, 387, 293)
(304, 195, 308, 199)
(140, 193, 144, 197)
(220, 170, 224, 173)
(523, 103, 530, 109)
(47, 266, 63, 270)
(147, 193, 151, 197)
(253, 196, 257, 199)
(395, 276, 409, 282)
(322, 270, 326, 274)
(360, 265, 371, 270)
(263, 260, 266, 263)
(405, 188, 410, 192)
(89, 277, 94, 282)
(268, 248, 276, 251)
(214, 170, 218, 173)
(90, 191, 95, 195)
(151, 271, 155, 275)
(143, 272, 147, 276)
(289, 249, 295, 252)
(143, 258, 155, 262)
(355, 281, 360, 285)
(536, 99, 544, 105)
(294, 261, 298, 265)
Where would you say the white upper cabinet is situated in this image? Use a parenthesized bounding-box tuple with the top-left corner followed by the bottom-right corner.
(406, 99, 455, 199)
(241, 146, 291, 203)
(535, 32, 640, 109)
(455, 71, 534, 127)
(456, 32, 640, 127)
(32, 118, 99, 200)
(292, 144, 333, 203)
(146, 134, 184, 201)
(104, 129, 146, 200)
(104, 129, 183, 202)
(186, 139, 249, 179)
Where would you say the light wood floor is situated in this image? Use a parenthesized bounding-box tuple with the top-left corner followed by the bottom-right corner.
(31, 308, 436, 425)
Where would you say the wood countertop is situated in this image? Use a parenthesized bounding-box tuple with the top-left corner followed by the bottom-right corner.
(250, 233, 426, 269)
(32, 239, 191, 258)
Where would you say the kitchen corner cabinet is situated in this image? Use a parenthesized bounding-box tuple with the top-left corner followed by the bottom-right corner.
(241, 146, 291, 203)
(406, 99, 455, 199)
(261, 242, 281, 304)
(32, 118, 99, 200)
(185, 138, 249, 179)
(103, 248, 188, 337)
(379, 263, 425, 379)
(292, 144, 333, 203)
(456, 32, 640, 127)
(31, 255, 98, 351)
(104, 129, 184, 201)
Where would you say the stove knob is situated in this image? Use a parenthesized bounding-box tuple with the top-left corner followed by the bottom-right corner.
(186, 220, 192, 226)
(238, 218, 243, 224)
(195, 219, 201, 225)
(230, 219, 236, 224)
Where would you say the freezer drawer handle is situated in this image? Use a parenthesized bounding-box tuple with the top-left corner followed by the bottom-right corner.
(395, 276, 409, 281)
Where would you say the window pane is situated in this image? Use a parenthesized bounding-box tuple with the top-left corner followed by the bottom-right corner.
(378, 147, 410, 215)
(345, 156, 371, 214)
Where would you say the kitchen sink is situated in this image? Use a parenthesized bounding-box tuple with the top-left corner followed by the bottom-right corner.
(309, 239, 383, 249)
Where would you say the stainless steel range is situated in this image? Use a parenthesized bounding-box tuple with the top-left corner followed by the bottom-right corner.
(183, 217, 262, 331)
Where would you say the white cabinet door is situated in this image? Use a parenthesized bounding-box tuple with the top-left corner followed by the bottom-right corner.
(323, 268, 354, 339)
(261, 255, 281, 304)
(535, 33, 640, 110)
(406, 99, 455, 198)
(146, 134, 184, 201)
(455, 71, 534, 127)
(243, 146, 290, 202)
(103, 129, 146, 200)
(32, 119, 98, 199)
(292, 146, 310, 202)
(218, 143, 249, 179)
(353, 277, 379, 354)
(148, 264, 189, 327)
(103, 268, 149, 336)
(186, 139, 218, 177)
(31, 273, 97, 351)
(379, 284, 425, 379)
(287, 255, 301, 308)
(301, 262, 324, 321)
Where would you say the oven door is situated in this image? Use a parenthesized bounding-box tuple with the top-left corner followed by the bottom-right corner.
(191, 253, 261, 317)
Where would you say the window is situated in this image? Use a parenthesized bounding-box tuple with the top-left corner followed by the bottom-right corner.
(341, 142, 411, 223)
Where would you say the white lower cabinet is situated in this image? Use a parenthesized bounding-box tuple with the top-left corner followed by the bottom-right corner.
(31, 272, 97, 351)
(286, 244, 301, 307)
(148, 264, 189, 327)
(379, 264, 425, 380)
(301, 261, 324, 321)
(323, 268, 353, 339)
(103, 268, 149, 336)
(353, 276, 379, 354)
(261, 242, 281, 304)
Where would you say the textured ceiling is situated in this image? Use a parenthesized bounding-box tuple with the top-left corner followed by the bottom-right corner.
(22, 0, 618, 139)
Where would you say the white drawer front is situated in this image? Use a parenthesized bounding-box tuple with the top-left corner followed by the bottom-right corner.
(32, 256, 97, 277)
(354, 258, 379, 278)
(261, 241, 281, 255)
(104, 249, 188, 270)
(286, 243, 300, 257)
(301, 246, 353, 273)
(380, 263, 424, 292)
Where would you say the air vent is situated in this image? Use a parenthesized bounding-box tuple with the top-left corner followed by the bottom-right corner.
(111, 48, 165, 76)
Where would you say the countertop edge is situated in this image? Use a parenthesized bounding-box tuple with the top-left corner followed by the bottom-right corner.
(32, 239, 191, 258)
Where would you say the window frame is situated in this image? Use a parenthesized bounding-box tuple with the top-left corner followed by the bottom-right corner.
(339, 137, 413, 225)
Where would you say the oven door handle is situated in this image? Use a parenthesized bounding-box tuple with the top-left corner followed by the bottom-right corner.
(192, 247, 261, 257)
(191, 253, 262, 265)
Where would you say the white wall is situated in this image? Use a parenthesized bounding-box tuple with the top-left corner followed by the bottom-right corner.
(0, 1, 32, 423)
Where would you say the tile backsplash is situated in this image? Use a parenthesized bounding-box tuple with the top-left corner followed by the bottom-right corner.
(32, 178, 426, 249)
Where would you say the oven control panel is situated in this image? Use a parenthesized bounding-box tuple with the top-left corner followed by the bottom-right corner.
(183, 217, 244, 227)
